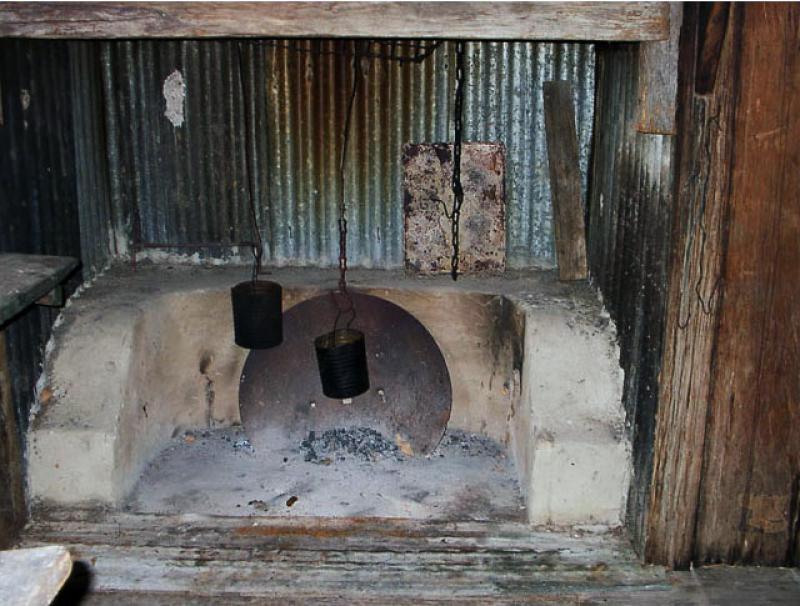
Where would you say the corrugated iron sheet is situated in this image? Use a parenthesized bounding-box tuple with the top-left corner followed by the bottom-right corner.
(68, 41, 116, 275)
(586, 43, 675, 554)
(0, 40, 88, 437)
(101, 39, 594, 268)
(0, 37, 595, 457)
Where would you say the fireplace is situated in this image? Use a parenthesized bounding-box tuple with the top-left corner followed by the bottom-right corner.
(28, 265, 629, 527)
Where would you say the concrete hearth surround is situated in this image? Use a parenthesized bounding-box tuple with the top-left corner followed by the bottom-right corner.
(28, 265, 630, 526)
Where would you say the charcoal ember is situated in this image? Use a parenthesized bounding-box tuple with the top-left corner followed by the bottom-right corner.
(300, 427, 404, 463)
(247, 499, 269, 512)
(232, 438, 252, 451)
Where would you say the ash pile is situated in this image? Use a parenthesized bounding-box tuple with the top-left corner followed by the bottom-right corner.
(432, 430, 506, 458)
(298, 427, 507, 465)
(301, 427, 405, 464)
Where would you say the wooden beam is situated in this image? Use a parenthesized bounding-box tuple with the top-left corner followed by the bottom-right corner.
(0, 2, 671, 41)
(637, 3, 683, 134)
(542, 81, 589, 281)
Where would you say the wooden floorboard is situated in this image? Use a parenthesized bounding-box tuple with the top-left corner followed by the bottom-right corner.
(24, 510, 800, 604)
(24, 510, 668, 602)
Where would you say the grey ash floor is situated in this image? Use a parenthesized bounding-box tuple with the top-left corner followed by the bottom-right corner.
(126, 427, 526, 521)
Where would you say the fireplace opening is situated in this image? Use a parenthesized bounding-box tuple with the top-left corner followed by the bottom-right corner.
(239, 292, 452, 457)
(123, 290, 527, 521)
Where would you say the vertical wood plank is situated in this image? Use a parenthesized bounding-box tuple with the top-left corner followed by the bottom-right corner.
(645, 3, 739, 568)
(695, 3, 800, 565)
(585, 42, 678, 553)
(0, 331, 26, 548)
(647, 2, 800, 567)
(543, 80, 588, 281)
(637, 2, 683, 134)
(694, 3, 731, 95)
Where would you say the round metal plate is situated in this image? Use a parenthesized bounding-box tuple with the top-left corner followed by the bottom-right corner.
(239, 292, 452, 455)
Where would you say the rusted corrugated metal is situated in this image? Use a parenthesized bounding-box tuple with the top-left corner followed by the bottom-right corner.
(464, 41, 595, 265)
(100, 39, 594, 268)
(0, 38, 595, 445)
(587, 43, 675, 555)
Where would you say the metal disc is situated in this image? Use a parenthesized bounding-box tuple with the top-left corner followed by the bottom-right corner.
(239, 292, 452, 455)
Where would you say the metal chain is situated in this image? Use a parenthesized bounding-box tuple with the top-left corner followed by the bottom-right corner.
(332, 40, 363, 330)
(338, 41, 362, 295)
(256, 39, 441, 65)
(450, 41, 466, 281)
(237, 41, 264, 283)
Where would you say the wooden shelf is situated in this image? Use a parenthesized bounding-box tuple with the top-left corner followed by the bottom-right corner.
(0, 254, 78, 325)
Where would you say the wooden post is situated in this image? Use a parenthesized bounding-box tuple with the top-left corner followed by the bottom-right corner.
(647, 2, 800, 567)
(0, 254, 78, 547)
(637, 2, 683, 134)
(543, 81, 589, 281)
(0, 331, 25, 548)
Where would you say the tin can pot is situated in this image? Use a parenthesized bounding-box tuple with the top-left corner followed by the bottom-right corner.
(231, 280, 283, 349)
(314, 328, 370, 398)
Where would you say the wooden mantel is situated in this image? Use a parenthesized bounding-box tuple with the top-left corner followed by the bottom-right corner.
(0, 2, 670, 41)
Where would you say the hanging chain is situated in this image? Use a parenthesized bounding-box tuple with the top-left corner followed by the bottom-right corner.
(450, 41, 466, 281)
(333, 40, 363, 330)
(237, 41, 264, 283)
(338, 40, 361, 295)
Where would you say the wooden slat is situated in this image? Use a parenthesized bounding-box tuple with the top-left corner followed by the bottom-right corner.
(30, 543, 667, 601)
(33, 564, 800, 605)
(22, 510, 667, 601)
(25, 509, 636, 556)
(24, 513, 800, 603)
(636, 3, 683, 134)
(0, 254, 78, 325)
(542, 81, 588, 281)
(0, 2, 671, 41)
